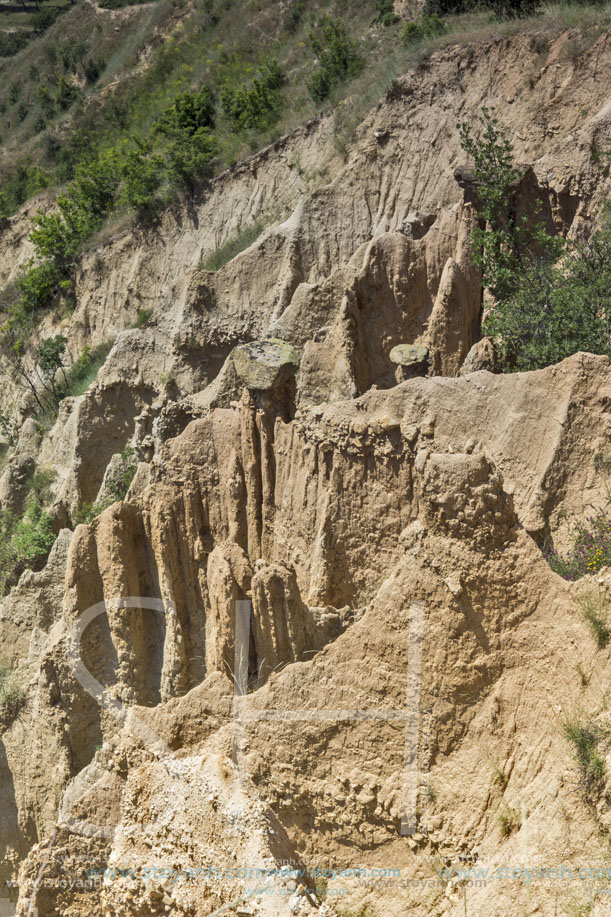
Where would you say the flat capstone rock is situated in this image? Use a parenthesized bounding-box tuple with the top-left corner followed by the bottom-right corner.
(232, 338, 300, 390)
(389, 344, 430, 367)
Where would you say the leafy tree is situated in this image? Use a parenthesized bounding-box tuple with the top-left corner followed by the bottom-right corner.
(55, 74, 80, 110)
(36, 334, 69, 398)
(458, 108, 560, 303)
(402, 13, 446, 43)
(220, 60, 286, 130)
(165, 128, 218, 190)
(485, 229, 611, 370)
(307, 17, 363, 102)
(120, 146, 164, 212)
(155, 85, 216, 138)
(459, 109, 611, 371)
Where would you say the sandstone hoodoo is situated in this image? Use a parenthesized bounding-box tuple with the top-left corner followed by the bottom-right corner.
(0, 3, 610, 916)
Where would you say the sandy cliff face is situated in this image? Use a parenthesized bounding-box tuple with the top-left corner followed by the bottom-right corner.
(0, 25, 611, 917)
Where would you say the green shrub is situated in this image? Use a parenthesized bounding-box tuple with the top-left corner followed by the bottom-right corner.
(484, 229, 611, 371)
(283, 0, 305, 33)
(155, 85, 216, 137)
(0, 665, 26, 726)
(70, 150, 123, 221)
(307, 17, 363, 102)
(402, 13, 447, 44)
(83, 57, 105, 85)
(37, 334, 69, 400)
(0, 30, 32, 58)
(119, 147, 164, 212)
(31, 6, 61, 33)
(27, 149, 122, 293)
(459, 108, 561, 305)
(135, 308, 153, 327)
(37, 86, 55, 120)
(55, 75, 81, 110)
(10, 497, 56, 567)
(0, 473, 56, 595)
(457, 110, 611, 372)
(375, 0, 400, 25)
(59, 38, 89, 74)
(16, 262, 60, 315)
(165, 128, 218, 189)
(220, 60, 285, 130)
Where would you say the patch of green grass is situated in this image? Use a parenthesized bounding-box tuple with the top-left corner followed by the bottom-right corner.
(497, 804, 520, 837)
(492, 765, 508, 789)
(200, 219, 266, 271)
(563, 896, 593, 916)
(578, 593, 610, 649)
(575, 662, 590, 687)
(594, 450, 611, 475)
(65, 340, 114, 397)
(135, 307, 153, 327)
(562, 715, 606, 794)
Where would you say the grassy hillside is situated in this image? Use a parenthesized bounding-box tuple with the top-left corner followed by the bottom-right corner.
(1, 0, 609, 221)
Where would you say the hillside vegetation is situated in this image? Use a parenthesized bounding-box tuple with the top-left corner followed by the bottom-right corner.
(1, 0, 610, 221)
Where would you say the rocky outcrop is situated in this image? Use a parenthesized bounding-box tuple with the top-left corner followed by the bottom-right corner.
(10, 353, 611, 916)
(1, 25, 611, 917)
(3, 352, 611, 913)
